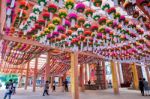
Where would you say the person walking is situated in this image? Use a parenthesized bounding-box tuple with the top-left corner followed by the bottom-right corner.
(12, 81, 17, 95)
(43, 81, 49, 96)
(52, 81, 56, 92)
(143, 78, 150, 96)
(64, 79, 68, 92)
(4, 79, 13, 99)
(139, 78, 144, 96)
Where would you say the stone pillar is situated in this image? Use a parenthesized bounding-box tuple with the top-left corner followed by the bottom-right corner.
(131, 63, 139, 90)
(33, 57, 38, 92)
(80, 64, 85, 92)
(25, 62, 30, 90)
(110, 61, 119, 94)
(71, 52, 79, 99)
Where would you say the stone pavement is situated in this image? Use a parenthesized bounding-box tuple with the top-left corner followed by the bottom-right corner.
(0, 87, 149, 99)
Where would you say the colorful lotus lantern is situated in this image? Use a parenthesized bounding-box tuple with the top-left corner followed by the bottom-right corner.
(57, 25, 66, 33)
(91, 25, 98, 32)
(93, 0, 102, 7)
(37, 19, 45, 26)
(38, 0, 47, 6)
(66, 30, 73, 36)
(107, 7, 116, 18)
(77, 28, 84, 35)
(52, 17, 61, 25)
(102, 3, 110, 10)
(93, 12, 101, 21)
(133, 10, 139, 18)
(119, 15, 125, 25)
(84, 31, 92, 37)
(65, 0, 74, 13)
(76, 3, 85, 13)
(58, 9, 67, 25)
(98, 17, 106, 25)
(78, 17, 85, 27)
(48, 24, 55, 31)
(68, 13, 77, 27)
(138, 15, 147, 23)
(106, 20, 113, 27)
(124, 2, 136, 15)
(84, 21, 91, 29)
(64, 20, 71, 31)
(42, 12, 50, 21)
(20, 1, 29, 10)
(48, 4, 58, 19)
(97, 32, 103, 39)
(85, 8, 93, 19)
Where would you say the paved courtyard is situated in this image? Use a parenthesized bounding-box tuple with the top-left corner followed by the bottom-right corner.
(0, 87, 149, 99)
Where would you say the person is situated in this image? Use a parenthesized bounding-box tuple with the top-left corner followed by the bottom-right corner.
(88, 80, 91, 85)
(43, 81, 49, 96)
(108, 80, 112, 88)
(143, 78, 150, 96)
(64, 79, 68, 92)
(139, 78, 144, 96)
(12, 81, 17, 95)
(4, 79, 13, 99)
(52, 81, 56, 92)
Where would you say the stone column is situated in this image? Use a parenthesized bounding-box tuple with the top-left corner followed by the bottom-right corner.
(71, 52, 79, 99)
(110, 61, 119, 94)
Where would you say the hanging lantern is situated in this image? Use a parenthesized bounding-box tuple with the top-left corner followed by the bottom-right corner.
(48, 4, 58, 19)
(65, 0, 74, 13)
(58, 9, 67, 25)
(66, 30, 73, 36)
(93, 0, 102, 7)
(91, 25, 98, 32)
(98, 17, 106, 25)
(20, 1, 29, 10)
(124, 2, 136, 15)
(38, 0, 47, 6)
(52, 17, 61, 25)
(48, 24, 55, 31)
(68, 13, 77, 27)
(77, 17, 85, 27)
(93, 12, 100, 21)
(102, 3, 110, 10)
(76, 3, 85, 13)
(85, 8, 93, 19)
(107, 7, 116, 18)
(97, 32, 103, 39)
(84, 21, 91, 29)
(133, 10, 139, 18)
(106, 20, 113, 27)
(57, 25, 66, 33)
(42, 12, 50, 21)
(37, 19, 45, 26)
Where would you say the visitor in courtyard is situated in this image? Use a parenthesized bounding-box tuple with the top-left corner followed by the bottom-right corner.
(12, 81, 17, 95)
(64, 79, 68, 92)
(143, 78, 150, 96)
(4, 79, 13, 99)
(43, 81, 49, 96)
(52, 81, 56, 92)
(108, 80, 112, 88)
(88, 80, 91, 85)
(139, 78, 144, 96)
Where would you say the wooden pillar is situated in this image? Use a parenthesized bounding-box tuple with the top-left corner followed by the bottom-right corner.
(25, 62, 30, 90)
(59, 77, 63, 86)
(71, 52, 79, 99)
(84, 64, 88, 84)
(45, 52, 50, 81)
(145, 66, 150, 85)
(18, 65, 24, 88)
(50, 76, 54, 88)
(131, 63, 139, 90)
(33, 57, 38, 92)
(80, 65, 84, 92)
(110, 61, 119, 94)
(102, 61, 106, 89)
(117, 62, 121, 86)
